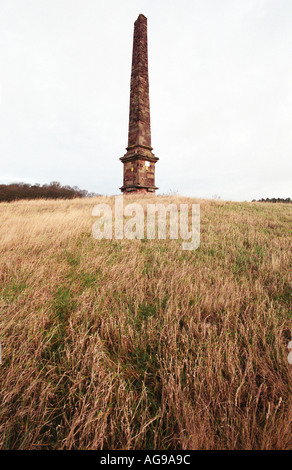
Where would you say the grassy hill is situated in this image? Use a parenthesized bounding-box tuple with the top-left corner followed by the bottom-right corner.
(0, 196, 291, 449)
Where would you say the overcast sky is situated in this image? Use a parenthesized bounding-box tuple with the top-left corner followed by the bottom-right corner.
(0, 0, 291, 200)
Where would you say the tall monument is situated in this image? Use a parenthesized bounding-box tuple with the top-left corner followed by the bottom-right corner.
(120, 14, 158, 193)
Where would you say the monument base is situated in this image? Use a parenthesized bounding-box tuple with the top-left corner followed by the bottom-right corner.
(120, 184, 158, 194)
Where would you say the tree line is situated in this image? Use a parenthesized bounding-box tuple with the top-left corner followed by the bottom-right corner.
(253, 197, 291, 204)
(0, 182, 100, 202)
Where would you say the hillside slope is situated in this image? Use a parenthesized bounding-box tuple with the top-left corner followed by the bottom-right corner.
(0, 196, 291, 449)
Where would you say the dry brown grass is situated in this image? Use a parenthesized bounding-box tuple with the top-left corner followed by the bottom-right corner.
(0, 196, 291, 449)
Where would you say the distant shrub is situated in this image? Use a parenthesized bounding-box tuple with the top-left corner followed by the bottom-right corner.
(0, 182, 100, 202)
(252, 197, 291, 204)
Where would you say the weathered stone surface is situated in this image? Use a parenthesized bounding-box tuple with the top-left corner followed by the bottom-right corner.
(120, 14, 158, 194)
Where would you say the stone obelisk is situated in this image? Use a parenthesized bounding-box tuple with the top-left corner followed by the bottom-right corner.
(120, 14, 158, 193)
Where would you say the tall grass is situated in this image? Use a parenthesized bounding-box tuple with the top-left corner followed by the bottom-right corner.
(0, 196, 291, 449)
